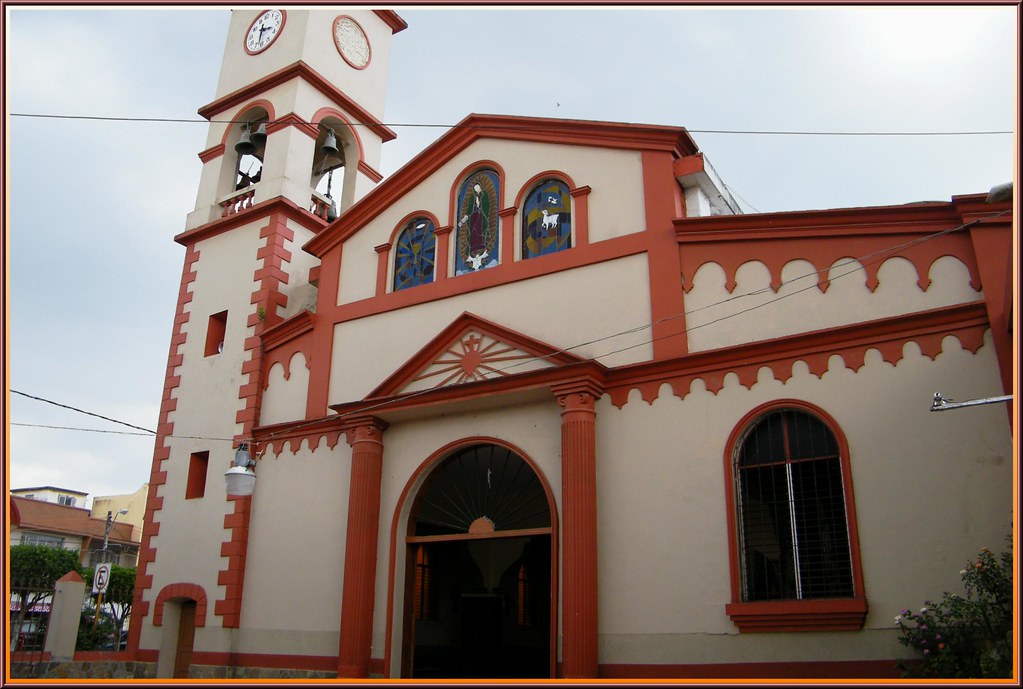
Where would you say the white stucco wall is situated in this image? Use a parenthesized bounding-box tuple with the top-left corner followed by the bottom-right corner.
(337, 140, 647, 306)
(329, 254, 652, 403)
(685, 255, 982, 352)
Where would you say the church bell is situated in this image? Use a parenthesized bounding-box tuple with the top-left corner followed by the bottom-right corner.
(321, 129, 339, 157)
(235, 125, 256, 155)
(251, 122, 267, 146)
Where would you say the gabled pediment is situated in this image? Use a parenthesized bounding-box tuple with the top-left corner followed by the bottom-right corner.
(369, 312, 587, 397)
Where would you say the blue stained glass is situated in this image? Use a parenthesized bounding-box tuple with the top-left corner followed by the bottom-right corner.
(393, 218, 436, 291)
(522, 179, 571, 259)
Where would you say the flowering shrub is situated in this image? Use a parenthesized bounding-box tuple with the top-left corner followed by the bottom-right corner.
(895, 541, 1012, 678)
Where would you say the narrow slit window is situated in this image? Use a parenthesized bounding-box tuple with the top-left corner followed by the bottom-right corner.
(204, 311, 228, 357)
(186, 451, 210, 499)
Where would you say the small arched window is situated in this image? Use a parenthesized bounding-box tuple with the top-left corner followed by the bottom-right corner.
(522, 179, 571, 259)
(733, 407, 854, 602)
(455, 169, 500, 275)
(393, 217, 436, 291)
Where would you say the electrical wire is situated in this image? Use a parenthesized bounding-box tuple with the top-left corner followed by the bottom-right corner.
(7, 112, 1013, 137)
(9, 208, 1010, 448)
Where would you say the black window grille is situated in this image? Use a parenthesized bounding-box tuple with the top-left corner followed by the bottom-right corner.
(735, 409, 854, 601)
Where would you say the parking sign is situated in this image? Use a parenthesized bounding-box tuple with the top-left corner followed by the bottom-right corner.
(92, 563, 111, 595)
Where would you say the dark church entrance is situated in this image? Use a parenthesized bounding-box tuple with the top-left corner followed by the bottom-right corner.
(402, 443, 554, 679)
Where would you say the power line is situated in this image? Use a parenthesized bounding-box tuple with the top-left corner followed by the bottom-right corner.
(11, 390, 157, 435)
(10, 207, 1009, 447)
(7, 112, 1013, 137)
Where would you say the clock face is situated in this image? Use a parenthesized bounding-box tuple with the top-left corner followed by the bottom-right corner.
(245, 10, 284, 54)
(333, 16, 371, 69)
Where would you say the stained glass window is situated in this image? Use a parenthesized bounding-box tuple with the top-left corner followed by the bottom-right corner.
(522, 179, 571, 259)
(393, 217, 436, 291)
(455, 169, 500, 275)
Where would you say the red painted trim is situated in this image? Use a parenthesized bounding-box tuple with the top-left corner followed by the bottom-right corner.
(598, 659, 902, 679)
(269, 112, 318, 140)
(11, 651, 51, 663)
(262, 309, 315, 351)
(512, 170, 579, 210)
(604, 300, 990, 407)
(722, 400, 867, 633)
(642, 150, 688, 359)
(128, 246, 202, 656)
(374, 243, 391, 297)
(214, 496, 251, 628)
(175, 196, 326, 247)
(198, 144, 225, 163)
(965, 216, 1014, 397)
(569, 185, 591, 247)
(372, 10, 408, 34)
(433, 225, 453, 282)
(304, 115, 697, 257)
(332, 15, 372, 70)
(310, 107, 367, 170)
(197, 61, 396, 145)
(242, 10, 287, 56)
(383, 436, 559, 678)
(337, 418, 388, 677)
(216, 99, 277, 150)
(190, 651, 338, 671)
(357, 159, 384, 184)
(499, 206, 517, 265)
(153, 582, 208, 627)
(367, 311, 591, 398)
(73, 650, 131, 662)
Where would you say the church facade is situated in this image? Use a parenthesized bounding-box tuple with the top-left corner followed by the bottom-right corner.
(128, 9, 1015, 679)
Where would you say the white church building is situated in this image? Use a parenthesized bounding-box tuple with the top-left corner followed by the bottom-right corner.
(128, 9, 1014, 680)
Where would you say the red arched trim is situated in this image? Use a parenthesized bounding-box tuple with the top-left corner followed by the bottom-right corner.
(310, 107, 367, 171)
(153, 583, 208, 627)
(722, 399, 867, 632)
(217, 100, 277, 149)
(512, 170, 578, 210)
(382, 436, 559, 678)
(446, 161, 508, 229)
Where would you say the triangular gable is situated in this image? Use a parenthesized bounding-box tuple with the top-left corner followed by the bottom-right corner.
(369, 312, 588, 398)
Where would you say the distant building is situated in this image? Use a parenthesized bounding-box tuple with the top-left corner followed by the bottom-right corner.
(10, 493, 142, 568)
(10, 486, 88, 508)
(131, 8, 1013, 681)
(92, 484, 149, 543)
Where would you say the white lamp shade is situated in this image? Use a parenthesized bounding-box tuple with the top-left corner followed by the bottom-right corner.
(224, 465, 256, 496)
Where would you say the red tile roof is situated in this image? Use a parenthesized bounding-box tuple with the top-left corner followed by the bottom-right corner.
(10, 496, 137, 545)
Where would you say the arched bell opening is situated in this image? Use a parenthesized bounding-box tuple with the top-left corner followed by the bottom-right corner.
(232, 108, 269, 191)
(310, 121, 346, 222)
(400, 443, 554, 679)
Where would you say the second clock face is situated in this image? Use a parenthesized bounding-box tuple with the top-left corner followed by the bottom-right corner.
(333, 16, 370, 69)
(246, 10, 284, 54)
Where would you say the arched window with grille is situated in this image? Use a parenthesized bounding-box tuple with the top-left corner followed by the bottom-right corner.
(521, 179, 571, 259)
(393, 217, 436, 291)
(735, 407, 852, 600)
(726, 402, 867, 632)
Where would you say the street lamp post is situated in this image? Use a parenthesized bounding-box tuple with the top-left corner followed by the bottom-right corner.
(102, 508, 130, 564)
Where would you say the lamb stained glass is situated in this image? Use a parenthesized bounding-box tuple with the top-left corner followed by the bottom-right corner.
(455, 169, 500, 275)
(522, 179, 571, 259)
(393, 218, 436, 291)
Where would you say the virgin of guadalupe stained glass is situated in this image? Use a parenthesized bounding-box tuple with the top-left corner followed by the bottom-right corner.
(522, 179, 571, 259)
(455, 169, 500, 275)
(393, 218, 436, 291)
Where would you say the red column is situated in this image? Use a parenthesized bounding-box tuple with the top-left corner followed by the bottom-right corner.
(337, 417, 389, 677)
(554, 381, 601, 678)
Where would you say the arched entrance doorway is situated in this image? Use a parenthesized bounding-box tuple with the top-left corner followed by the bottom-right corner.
(402, 443, 553, 679)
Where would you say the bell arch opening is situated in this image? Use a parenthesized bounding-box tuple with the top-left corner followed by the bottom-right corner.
(310, 120, 348, 221)
(401, 443, 554, 679)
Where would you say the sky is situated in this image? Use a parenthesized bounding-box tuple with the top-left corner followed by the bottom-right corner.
(5, 5, 1018, 507)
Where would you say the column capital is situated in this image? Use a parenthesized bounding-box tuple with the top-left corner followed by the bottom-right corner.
(342, 416, 389, 447)
(552, 378, 603, 406)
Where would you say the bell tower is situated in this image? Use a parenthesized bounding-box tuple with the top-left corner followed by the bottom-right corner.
(186, 8, 405, 230)
(131, 10, 406, 672)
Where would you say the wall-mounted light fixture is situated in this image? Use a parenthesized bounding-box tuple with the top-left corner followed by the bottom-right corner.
(224, 443, 257, 496)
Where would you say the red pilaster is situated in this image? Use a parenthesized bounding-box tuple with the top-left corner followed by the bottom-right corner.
(553, 380, 601, 678)
(337, 417, 389, 678)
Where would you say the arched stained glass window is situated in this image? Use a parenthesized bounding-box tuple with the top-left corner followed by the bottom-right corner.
(455, 169, 500, 275)
(393, 217, 436, 291)
(522, 179, 571, 259)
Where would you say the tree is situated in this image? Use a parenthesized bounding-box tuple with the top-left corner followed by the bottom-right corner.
(8, 545, 82, 651)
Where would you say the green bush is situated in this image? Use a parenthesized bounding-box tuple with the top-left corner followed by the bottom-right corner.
(896, 540, 1012, 678)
